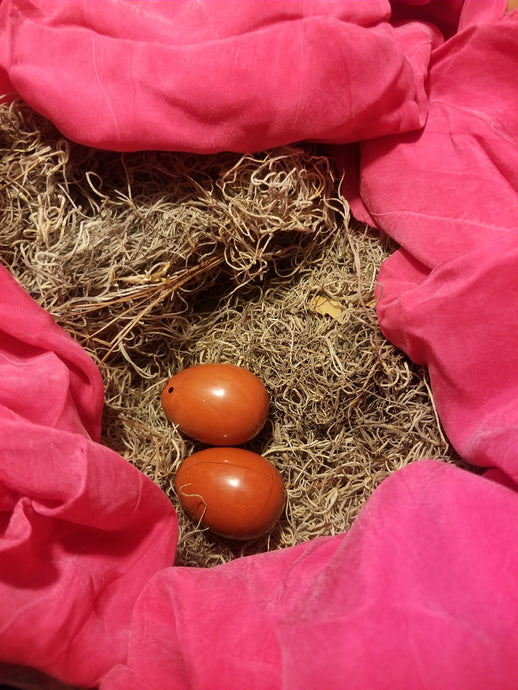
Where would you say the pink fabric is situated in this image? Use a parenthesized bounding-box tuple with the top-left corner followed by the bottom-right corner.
(356, 4, 518, 482)
(0, 0, 437, 151)
(0, 268, 178, 686)
(1, 0, 518, 688)
(104, 462, 518, 690)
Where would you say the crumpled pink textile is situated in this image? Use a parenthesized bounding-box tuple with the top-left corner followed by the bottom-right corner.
(0, 0, 437, 151)
(0, 267, 178, 686)
(2, 1, 518, 688)
(350, 2, 518, 479)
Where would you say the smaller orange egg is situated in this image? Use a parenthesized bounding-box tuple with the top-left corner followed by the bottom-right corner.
(174, 447, 285, 540)
(161, 363, 269, 445)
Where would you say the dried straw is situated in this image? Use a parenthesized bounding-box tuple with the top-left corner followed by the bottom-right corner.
(0, 100, 465, 570)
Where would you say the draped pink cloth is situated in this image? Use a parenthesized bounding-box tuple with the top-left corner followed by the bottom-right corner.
(1, 1, 518, 688)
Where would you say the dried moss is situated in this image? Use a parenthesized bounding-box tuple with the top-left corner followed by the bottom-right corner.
(0, 100, 464, 569)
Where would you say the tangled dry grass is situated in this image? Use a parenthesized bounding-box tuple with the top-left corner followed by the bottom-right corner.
(0, 100, 463, 569)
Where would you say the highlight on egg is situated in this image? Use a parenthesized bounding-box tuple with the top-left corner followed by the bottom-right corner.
(161, 362, 269, 445)
(174, 447, 286, 540)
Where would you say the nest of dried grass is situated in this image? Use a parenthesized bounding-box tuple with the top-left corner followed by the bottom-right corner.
(0, 100, 463, 568)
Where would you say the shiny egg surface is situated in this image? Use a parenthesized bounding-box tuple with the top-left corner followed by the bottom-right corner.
(174, 447, 285, 540)
(161, 363, 269, 445)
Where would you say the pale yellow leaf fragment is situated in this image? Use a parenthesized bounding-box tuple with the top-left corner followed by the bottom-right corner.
(312, 296, 343, 319)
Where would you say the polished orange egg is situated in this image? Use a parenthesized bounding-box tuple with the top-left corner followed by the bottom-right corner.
(174, 447, 285, 540)
(161, 363, 269, 445)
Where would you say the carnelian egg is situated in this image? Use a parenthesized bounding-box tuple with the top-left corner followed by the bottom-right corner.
(174, 447, 285, 540)
(161, 363, 269, 445)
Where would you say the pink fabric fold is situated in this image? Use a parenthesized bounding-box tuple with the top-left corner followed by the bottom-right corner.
(377, 235, 518, 482)
(1, 0, 518, 688)
(353, 12, 518, 269)
(102, 460, 518, 690)
(360, 1, 518, 483)
(0, 0, 436, 151)
(0, 267, 178, 686)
